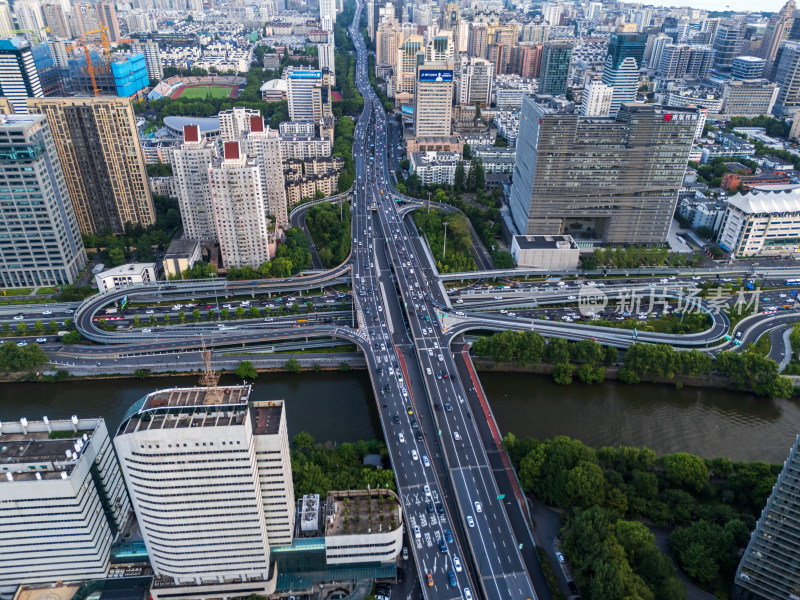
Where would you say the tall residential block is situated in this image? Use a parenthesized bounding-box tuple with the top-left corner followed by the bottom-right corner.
(219, 106, 261, 143)
(210, 141, 270, 268)
(0, 114, 86, 288)
(97, 1, 121, 42)
(414, 63, 453, 137)
(731, 434, 800, 600)
(240, 114, 289, 230)
(467, 22, 488, 58)
(395, 34, 424, 94)
(114, 387, 295, 599)
(285, 66, 332, 126)
(509, 97, 698, 244)
(602, 32, 646, 116)
(539, 41, 572, 95)
(42, 3, 70, 39)
(713, 20, 746, 70)
(0, 416, 131, 598)
(28, 97, 155, 234)
(580, 81, 613, 116)
(318, 41, 336, 84)
(172, 124, 218, 242)
(132, 39, 163, 82)
(0, 39, 43, 114)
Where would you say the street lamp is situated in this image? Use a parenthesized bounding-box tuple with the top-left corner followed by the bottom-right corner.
(442, 221, 449, 260)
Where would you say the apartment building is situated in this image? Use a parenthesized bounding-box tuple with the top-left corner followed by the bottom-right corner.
(28, 97, 155, 235)
(457, 57, 493, 105)
(285, 66, 332, 126)
(0, 416, 130, 598)
(219, 106, 261, 143)
(172, 124, 219, 242)
(239, 115, 289, 229)
(209, 141, 271, 268)
(0, 113, 86, 289)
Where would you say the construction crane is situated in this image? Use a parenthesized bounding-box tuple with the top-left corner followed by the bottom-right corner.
(8, 28, 43, 45)
(66, 39, 101, 96)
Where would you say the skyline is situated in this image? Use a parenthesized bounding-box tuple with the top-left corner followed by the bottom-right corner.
(647, 0, 786, 12)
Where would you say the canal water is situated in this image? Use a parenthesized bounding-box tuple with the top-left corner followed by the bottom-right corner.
(0, 371, 798, 462)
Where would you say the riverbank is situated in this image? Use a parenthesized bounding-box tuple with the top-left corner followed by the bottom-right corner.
(473, 357, 749, 393)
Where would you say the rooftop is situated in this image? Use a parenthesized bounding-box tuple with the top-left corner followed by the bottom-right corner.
(325, 489, 402, 537)
(97, 262, 155, 278)
(163, 115, 220, 134)
(514, 234, 579, 250)
(728, 188, 800, 214)
(249, 400, 283, 436)
(164, 238, 201, 258)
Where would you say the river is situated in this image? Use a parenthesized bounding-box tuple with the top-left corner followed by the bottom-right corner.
(0, 371, 797, 462)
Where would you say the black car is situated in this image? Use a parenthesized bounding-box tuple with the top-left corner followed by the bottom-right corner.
(415, 431, 423, 442)
(426, 501, 435, 515)
(393, 413, 400, 424)
(568, 581, 579, 596)
(436, 502, 444, 515)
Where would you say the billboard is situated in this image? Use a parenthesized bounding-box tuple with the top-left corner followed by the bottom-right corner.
(289, 70, 322, 79)
(401, 105, 414, 115)
(418, 69, 453, 82)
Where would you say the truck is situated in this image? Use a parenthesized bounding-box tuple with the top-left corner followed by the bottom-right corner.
(104, 308, 118, 315)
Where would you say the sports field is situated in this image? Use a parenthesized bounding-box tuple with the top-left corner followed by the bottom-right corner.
(171, 84, 237, 99)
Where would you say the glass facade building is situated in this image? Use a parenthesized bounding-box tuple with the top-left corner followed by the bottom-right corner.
(731, 435, 800, 600)
(538, 42, 572, 95)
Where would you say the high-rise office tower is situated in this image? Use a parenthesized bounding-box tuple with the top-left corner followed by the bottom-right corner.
(395, 34, 424, 95)
(487, 43, 511, 76)
(457, 57, 493, 105)
(97, 1, 121, 42)
(427, 30, 454, 62)
(172, 124, 219, 243)
(42, 3, 70, 39)
(602, 32, 645, 116)
(648, 33, 671, 70)
(468, 22, 488, 58)
(773, 41, 800, 117)
(219, 106, 261, 143)
(240, 115, 289, 230)
(0, 113, 86, 289)
(132, 40, 163, 81)
(515, 43, 543, 78)
(509, 97, 698, 244)
(376, 22, 400, 69)
(285, 66, 332, 126)
(539, 41, 572, 95)
(0, 39, 43, 114)
(210, 142, 270, 268)
(542, 2, 562, 25)
(414, 63, 453, 137)
(0, 415, 131, 598)
(114, 386, 294, 600)
(712, 20, 746, 70)
(28, 97, 156, 235)
(731, 434, 800, 600)
(580, 81, 613, 116)
(759, 0, 796, 65)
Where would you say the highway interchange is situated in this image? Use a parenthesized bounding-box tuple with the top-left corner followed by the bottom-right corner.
(2, 5, 800, 599)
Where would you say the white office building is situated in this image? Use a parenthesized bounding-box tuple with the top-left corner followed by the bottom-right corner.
(580, 81, 613, 116)
(0, 113, 86, 289)
(210, 141, 271, 268)
(172, 124, 219, 242)
(718, 188, 800, 257)
(0, 38, 43, 114)
(94, 262, 157, 291)
(0, 416, 131, 599)
(318, 41, 335, 85)
(114, 386, 294, 600)
(285, 67, 332, 126)
(409, 150, 459, 185)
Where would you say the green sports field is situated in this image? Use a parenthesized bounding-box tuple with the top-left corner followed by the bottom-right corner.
(173, 85, 235, 99)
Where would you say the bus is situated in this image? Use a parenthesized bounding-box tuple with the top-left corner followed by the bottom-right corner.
(784, 279, 800, 286)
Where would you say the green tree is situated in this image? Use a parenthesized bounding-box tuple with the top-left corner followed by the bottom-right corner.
(234, 360, 258, 380)
(221, 308, 229, 320)
(462, 142, 472, 159)
(249, 306, 261, 318)
(16, 322, 27, 335)
(553, 361, 574, 385)
(34, 320, 44, 333)
(235, 306, 245, 319)
(285, 358, 302, 373)
(108, 247, 126, 266)
(454, 161, 466, 192)
(192, 309, 201, 321)
(178, 310, 185, 322)
(661, 453, 709, 492)
(62, 330, 81, 344)
(48, 320, 58, 333)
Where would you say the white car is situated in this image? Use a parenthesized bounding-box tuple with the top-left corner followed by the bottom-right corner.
(172, 304, 182, 310)
(145, 309, 154, 314)
(463, 589, 473, 600)
(453, 556, 462, 572)
(568, 295, 577, 300)
(453, 431, 461, 441)
(422, 455, 430, 467)
(141, 328, 152, 333)
(438, 354, 444, 362)
(411, 450, 418, 461)
(41, 310, 52, 316)
(433, 342, 439, 348)
(426, 367, 432, 376)
(474, 501, 482, 513)
(13, 314, 24, 320)
(35, 337, 47, 343)
(16, 341, 27, 347)
(398, 432, 405, 443)
(556, 552, 565, 564)
(413, 525, 421, 539)
(466, 516, 474, 528)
